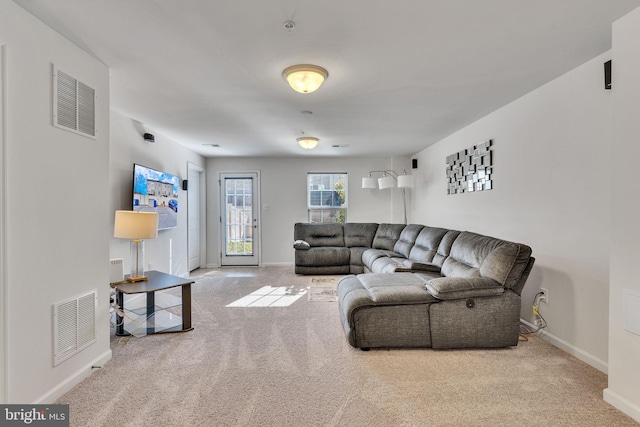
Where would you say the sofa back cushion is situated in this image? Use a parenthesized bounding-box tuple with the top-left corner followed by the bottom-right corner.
(408, 226, 450, 263)
(371, 223, 406, 251)
(441, 231, 532, 289)
(344, 223, 378, 247)
(392, 224, 424, 257)
(294, 223, 344, 247)
(433, 230, 460, 266)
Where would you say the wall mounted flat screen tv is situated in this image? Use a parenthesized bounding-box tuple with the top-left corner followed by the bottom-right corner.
(133, 163, 179, 230)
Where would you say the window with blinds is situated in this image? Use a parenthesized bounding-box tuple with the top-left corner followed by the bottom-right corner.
(307, 173, 347, 223)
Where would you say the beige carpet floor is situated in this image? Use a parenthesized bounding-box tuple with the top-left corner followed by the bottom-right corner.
(57, 266, 638, 426)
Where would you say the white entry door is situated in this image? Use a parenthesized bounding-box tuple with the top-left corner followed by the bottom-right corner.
(220, 172, 260, 266)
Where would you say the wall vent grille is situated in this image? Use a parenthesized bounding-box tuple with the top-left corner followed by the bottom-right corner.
(53, 66, 96, 138)
(53, 290, 97, 366)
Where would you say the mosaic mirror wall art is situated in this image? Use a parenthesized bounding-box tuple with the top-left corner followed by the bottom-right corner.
(446, 139, 492, 195)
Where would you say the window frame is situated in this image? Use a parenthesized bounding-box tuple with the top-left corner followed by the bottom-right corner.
(307, 172, 348, 223)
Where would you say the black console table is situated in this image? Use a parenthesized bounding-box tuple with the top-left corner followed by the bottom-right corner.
(113, 270, 194, 336)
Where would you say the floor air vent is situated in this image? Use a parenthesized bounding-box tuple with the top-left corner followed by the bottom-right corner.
(53, 290, 97, 366)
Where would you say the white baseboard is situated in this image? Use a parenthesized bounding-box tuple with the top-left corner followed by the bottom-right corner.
(520, 319, 608, 373)
(604, 388, 640, 423)
(33, 349, 112, 404)
(261, 262, 294, 267)
(205, 262, 294, 268)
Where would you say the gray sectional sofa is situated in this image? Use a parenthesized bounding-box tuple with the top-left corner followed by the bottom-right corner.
(293, 222, 535, 350)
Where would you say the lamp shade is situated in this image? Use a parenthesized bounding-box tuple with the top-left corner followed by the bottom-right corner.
(114, 211, 159, 240)
(378, 175, 395, 189)
(397, 174, 414, 188)
(283, 64, 328, 94)
(362, 177, 377, 189)
(297, 136, 319, 149)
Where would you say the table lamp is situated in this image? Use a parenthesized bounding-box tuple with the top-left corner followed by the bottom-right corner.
(114, 210, 159, 282)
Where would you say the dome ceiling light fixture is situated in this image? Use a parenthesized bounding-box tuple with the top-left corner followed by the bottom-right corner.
(297, 136, 319, 150)
(283, 64, 328, 94)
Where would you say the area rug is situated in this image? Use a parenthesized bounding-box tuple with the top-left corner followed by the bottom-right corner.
(308, 276, 341, 301)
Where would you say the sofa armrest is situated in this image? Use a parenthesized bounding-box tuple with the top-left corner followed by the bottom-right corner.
(425, 277, 504, 300)
(293, 239, 311, 250)
(403, 259, 441, 273)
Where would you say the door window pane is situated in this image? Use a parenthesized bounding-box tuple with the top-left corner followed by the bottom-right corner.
(225, 178, 253, 255)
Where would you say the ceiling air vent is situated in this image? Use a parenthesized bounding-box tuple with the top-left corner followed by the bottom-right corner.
(53, 66, 96, 138)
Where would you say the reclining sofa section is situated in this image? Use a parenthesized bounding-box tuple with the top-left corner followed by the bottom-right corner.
(293, 222, 535, 350)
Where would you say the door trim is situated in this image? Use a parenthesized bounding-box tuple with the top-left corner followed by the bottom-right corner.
(219, 171, 261, 266)
(1, 44, 8, 403)
(187, 162, 205, 272)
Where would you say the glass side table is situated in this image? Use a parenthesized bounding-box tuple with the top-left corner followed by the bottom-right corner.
(112, 270, 194, 336)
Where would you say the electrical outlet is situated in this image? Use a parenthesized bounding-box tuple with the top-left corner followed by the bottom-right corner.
(535, 318, 544, 327)
(540, 288, 549, 304)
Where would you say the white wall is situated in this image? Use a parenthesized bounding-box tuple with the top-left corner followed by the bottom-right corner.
(1, 1, 111, 403)
(206, 156, 411, 267)
(109, 110, 205, 277)
(605, 7, 640, 422)
(412, 52, 612, 370)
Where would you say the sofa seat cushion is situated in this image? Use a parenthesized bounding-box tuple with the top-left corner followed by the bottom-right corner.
(362, 248, 399, 267)
(364, 248, 447, 274)
(338, 273, 437, 317)
(425, 277, 504, 300)
(402, 260, 441, 273)
(294, 246, 350, 267)
(370, 256, 408, 273)
(354, 273, 437, 304)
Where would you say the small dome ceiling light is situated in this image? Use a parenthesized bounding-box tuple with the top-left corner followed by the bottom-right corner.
(283, 64, 328, 94)
(297, 136, 319, 150)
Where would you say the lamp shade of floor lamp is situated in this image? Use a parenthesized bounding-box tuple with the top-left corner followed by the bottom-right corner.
(362, 169, 414, 224)
(362, 176, 377, 189)
(378, 175, 395, 189)
(397, 174, 414, 188)
(114, 210, 159, 282)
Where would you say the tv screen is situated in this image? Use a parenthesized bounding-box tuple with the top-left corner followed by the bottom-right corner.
(133, 163, 179, 230)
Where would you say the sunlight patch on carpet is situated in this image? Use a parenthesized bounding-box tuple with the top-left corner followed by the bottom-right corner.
(226, 286, 307, 307)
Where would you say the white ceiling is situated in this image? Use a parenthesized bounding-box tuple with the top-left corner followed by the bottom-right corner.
(13, 0, 640, 158)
